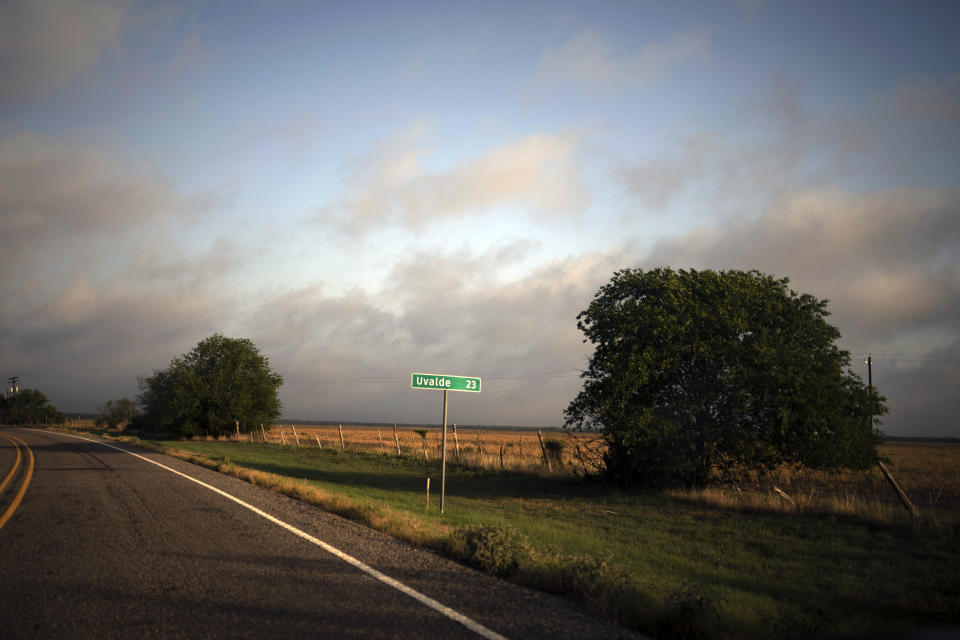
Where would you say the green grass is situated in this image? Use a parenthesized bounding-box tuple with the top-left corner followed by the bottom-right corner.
(150, 439, 960, 639)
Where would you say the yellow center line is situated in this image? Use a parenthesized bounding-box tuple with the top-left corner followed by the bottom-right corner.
(0, 432, 35, 530)
(0, 432, 23, 494)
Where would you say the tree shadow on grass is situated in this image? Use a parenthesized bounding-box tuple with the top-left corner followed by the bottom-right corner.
(676, 561, 959, 640)
(200, 450, 596, 502)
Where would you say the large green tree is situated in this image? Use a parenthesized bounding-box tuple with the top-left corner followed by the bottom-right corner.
(138, 334, 283, 437)
(0, 389, 66, 425)
(565, 268, 886, 488)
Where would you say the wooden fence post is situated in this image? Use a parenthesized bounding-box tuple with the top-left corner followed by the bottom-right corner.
(453, 424, 460, 461)
(292, 425, 300, 447)
(235, 419, 240, 439)
(476, 430, 482, 456)
(537, 429, 552, 472)
(499, 444, 505, 470)
(773, 486, 797, 508)
(878, 461, 921, 518)
(393, 424, 401, 456)
(260, 424, 266, 441)
(280, 431, 286, 445)
(338, 424, 345, 451)
(377, 429, 385, 454)
(315, 435, 322, 448)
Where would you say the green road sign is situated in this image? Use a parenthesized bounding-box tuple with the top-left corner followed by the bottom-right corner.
(411, 373, 481, 393)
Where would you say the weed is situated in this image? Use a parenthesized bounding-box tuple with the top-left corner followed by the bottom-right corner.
(549, 555, 633, 622)
(445, 525, 530, 577)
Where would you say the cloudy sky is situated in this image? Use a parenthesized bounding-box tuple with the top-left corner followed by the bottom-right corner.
(2, 1, 958, 436)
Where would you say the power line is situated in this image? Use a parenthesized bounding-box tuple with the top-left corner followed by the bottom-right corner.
(851, 353, 960, 365)
(283, 370, 583, 384)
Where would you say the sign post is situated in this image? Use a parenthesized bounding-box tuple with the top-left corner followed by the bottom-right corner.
(411, 373, 481, 513)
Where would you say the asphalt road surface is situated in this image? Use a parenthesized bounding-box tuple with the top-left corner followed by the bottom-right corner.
(0, 427, 644, 639)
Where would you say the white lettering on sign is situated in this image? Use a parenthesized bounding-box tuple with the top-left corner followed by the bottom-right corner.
(414, 375, 451, 388)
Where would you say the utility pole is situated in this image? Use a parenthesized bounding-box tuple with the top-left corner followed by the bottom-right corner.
(864, 355, 873, 429)
(7, 376, 19, 398)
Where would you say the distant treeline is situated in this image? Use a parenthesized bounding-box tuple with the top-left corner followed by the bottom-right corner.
(884, 436, 960, 444)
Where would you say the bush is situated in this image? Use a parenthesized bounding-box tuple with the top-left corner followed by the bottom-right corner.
(554, 556, 632, 620)
(95, 397, 137, 431)
(445, 525, 530, 577)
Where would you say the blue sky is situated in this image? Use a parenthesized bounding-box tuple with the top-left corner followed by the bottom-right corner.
(2, 0, 958, 436)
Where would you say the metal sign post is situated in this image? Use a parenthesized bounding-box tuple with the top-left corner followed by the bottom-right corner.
(411, 373, 481, 514)
(440, 389, 448, 513)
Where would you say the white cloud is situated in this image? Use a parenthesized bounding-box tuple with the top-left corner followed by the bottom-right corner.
(538, 27, 709, 88)
(0, 134, 226, 287)
(0, 135, 176, 261)
(0, 0, 127, 103)
(888, 74, 960, 121)
(253, 246, 638, 424)
(615, 83, 822, 216)
(320, 131, 590, 233)
(648, 188, 960, 325)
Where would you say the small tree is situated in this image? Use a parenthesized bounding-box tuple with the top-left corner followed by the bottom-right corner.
(565, 267, 886, 488)
(138, 334, 283, 437)
(95, 398, 137, 431)
(0, 389, 66, 425)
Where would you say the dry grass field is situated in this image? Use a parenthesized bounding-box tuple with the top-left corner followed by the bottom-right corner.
(250, 424, 960, 520)
(259, 423, 605, 471)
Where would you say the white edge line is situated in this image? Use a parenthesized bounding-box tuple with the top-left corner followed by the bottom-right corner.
(34, 429, 509, 640)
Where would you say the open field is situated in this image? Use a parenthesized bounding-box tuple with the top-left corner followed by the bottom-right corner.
(261, 423, 606, 473)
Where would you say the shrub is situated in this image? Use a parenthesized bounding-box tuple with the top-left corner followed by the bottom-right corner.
(95, 397, 137, 431)
(445, 525, 530, 577)
(555, 556, 632, 620)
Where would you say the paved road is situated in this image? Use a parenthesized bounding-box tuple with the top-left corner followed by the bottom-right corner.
(0, 427, 642, 639)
